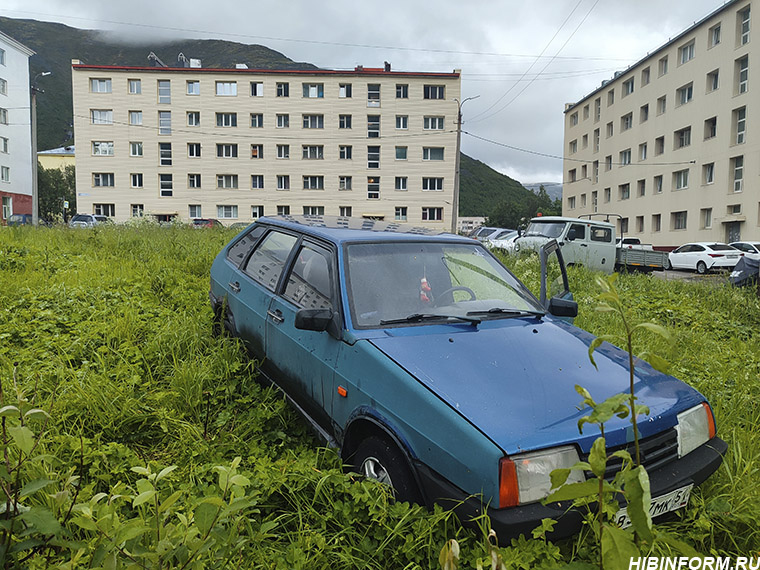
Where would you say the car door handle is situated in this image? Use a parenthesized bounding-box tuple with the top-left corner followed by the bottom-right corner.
(580, 243, 588, 247)
(267, 309, 284, 324)
(228, 281, 241, 293)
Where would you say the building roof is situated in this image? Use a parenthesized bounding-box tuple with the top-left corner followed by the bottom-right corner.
(0, 30, 35, 56)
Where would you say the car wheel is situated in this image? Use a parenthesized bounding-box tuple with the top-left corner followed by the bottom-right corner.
(351, 435, 422, 504)
(212, 302, 235, 337)
(696, 261, 707, 275)
(665, 259, 672, 270)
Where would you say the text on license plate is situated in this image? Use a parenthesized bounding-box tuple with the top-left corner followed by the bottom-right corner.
(614, 484, 693, 528)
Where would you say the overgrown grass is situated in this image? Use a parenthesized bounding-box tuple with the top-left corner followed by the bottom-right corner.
(0, 226, 757, 567)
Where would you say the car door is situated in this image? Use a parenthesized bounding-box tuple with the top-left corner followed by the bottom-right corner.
(670, 245, 691, 269)
(230, 229, 298, 358)
(264, 240, 341, 431)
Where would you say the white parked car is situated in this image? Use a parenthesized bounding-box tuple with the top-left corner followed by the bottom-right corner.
(667, 242, 743, 274)
(728, 241, 760, 261)
(486, 230, 519, 252)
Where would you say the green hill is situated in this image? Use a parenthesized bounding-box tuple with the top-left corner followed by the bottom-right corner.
(458, 153, 534, 217)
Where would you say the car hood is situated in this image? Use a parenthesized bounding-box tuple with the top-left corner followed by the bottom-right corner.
(368, 318, 703, 455)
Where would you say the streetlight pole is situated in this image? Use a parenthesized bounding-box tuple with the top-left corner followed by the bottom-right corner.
(31, 71, 52, 226)
(452, 95, 479, 234)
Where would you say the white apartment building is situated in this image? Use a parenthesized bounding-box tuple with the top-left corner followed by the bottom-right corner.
(0, 31, 35, 223)
(562, 0, 756, 246)
(71, 60, 460, 227)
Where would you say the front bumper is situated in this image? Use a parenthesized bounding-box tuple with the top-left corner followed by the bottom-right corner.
(416, 436, 727, 543)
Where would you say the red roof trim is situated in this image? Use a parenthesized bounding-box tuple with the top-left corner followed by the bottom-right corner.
(71, 64, 460, 78)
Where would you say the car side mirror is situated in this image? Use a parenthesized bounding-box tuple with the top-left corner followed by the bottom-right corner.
(548, 297, 578, 318)
(566, 228, 577, 241)
(295, 308, 342, 339)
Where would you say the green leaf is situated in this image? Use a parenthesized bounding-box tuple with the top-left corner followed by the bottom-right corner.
(588, 438, 607, 479)
(132, 490, 156, 507)
(545, 479, 600, 502)
(194, 502, 219, 535)
(159, 490, 183, 514)
(8, 425, 35, 455)
(23, 408, 51, 420)
(20, 479, 55, 498)
(114, 521, 150, 544)
(229, 474, 251, 487)
(588, 338, 605, 369)
(623, 466, 653, 542)
(438, 538, 460, 570)
(633, 322, 672, 342)
(18, 506, 62, 536)
(654, 529, 702, 556)
(156, 465, 177, 481)
(130, 466, 151, 476)
(0, 405, 20, 418)
(601, 524, 640, 568)
(259, 520, 278, 535)
(638, 351, 671, 374)
(550, 468, 571, 489)
(72, 515, 98, 531)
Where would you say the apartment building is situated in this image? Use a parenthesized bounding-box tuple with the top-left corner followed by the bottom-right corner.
(71, 60, 460, 227)
(562, 0, 756, 246)
(0, 31, 35, 223)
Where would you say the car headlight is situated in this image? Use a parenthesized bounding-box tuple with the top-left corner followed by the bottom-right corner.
(499, 445, 584, 507)
(676, 402, 716, 458)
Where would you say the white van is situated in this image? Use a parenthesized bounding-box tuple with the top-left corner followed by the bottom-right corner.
(514, 216, 616, 273)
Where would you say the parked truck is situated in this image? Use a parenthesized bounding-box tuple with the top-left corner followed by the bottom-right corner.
(513, 216, 668, 274)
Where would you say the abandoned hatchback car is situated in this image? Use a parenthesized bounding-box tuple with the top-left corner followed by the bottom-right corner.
(209, 216, 725, 539)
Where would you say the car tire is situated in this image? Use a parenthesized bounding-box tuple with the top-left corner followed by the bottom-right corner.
(696, 261, 707, 275)
(665, 259, 672, 270)
(351, 435, 422, 504)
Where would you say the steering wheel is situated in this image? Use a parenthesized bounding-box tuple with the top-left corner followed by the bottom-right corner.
(434, 286, 476, 306)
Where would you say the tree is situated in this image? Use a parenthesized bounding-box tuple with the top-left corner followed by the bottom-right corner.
(38, 163, 76, 222)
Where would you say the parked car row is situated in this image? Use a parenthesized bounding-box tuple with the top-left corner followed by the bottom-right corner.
(667, 242, 746, 274)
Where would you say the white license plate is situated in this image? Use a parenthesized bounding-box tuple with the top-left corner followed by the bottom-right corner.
(614, 484, 693, 528)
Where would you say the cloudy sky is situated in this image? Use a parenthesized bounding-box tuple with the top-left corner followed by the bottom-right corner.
(3, 0, 729, 186)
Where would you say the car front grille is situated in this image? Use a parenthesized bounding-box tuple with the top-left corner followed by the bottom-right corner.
(584, 428, 679, 480)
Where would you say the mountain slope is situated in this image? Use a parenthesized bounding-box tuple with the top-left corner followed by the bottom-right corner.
(458, 153, 534, 217)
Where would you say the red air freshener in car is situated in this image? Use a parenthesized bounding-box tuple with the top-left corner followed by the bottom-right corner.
(420, 277, 432, 302)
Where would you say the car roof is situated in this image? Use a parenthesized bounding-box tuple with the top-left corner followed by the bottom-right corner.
(256, 215, 467, 245)
(529, 216, 615, 228)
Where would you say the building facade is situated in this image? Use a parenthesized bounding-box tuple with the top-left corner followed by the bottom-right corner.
(562, 0, 756, 246)
(0, 31, 35, 223)
(71, 61, 460, 227)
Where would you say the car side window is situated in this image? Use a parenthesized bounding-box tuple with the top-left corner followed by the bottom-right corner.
(227, 226, 266, 267)
(590, 226, 612, 242)
(243, 230, 298, 291)
(283, 245, 333, 310)
(569, 224, 586, 240)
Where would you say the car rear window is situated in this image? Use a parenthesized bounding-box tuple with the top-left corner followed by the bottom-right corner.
(708, 244, 735, 251)
(244, 231, 298, 291)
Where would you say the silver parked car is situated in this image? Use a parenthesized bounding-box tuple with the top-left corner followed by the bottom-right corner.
(68, 214, 112, 228)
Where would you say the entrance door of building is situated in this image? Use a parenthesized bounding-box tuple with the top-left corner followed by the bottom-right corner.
(725, 221, 741, 243)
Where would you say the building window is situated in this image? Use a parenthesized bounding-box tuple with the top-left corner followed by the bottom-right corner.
(367, 177, 380, 199)
(593, 161, 599, 183)
(619, 183, 630, 200)
(606, 122, 613, 138)
(93, 173, 115, 187)
(217, 174, 238, 189)
(187, 111, 200, 126)
(277, 144, 289, 159)
(605, 155, 612, 171)
(157, 80, 171, 104)
(302, 145, 324, 160)
(707, 69, 719, 92)
(734, 106, 746, 144)
(276, 114, 289, 128)
(251, 144, 264, 159)
(395, 177, 407, 191)
(423, 147, 444, 161)
(655, 136, 665, 155)
(130, 173, 143, 188)
(570, 112, 579, 126)
(394, 206, 408, 221)
(652, 214, 661, 232)
(303, 83, 324, 98)
(130, 142, 143, 157)
(188, 174, 201, 188)
(277, 175, 290, 190)
(92, 141, 114, 156)
(276, 82, 289, 97)
(131, 204, 144, 217)
(339, 176, 352, 190)
(189, 205, 202, 218)
(638, 179, 646, 197)
(217, 205, 239, 219)
(250, 82, 263, 97)
(302, 206, 325, 216)
(583, 105, 590, 120)
(639, 143, 647, 161)
(603, 187, 611, 203)
(739, 6, 751, 45)
(159, 142, 173, 165)
(339, 114, 352, 129)
(251, 175, 264, 189)
(217, 143, 238, 158)
(732, 155, 744, 192)
(701, 208, 712, 229)
(395, 146, 407, 160)
(187, 143, 201, 158)
(580, 193, 587, 207)
(677, 83, 694, 105)
(303, 114, 324, 129)
(277, 206, 290, 216)
(594, 97, 601, 121)
(674, 169, 689, 190)
(159, 173, 173, 196)
(672, 211, 687, 230)
(250, 113, 264, 128)
(128, 110, 142, 125)
(679, 41, 695, 65)
(367, 146, 380, 168)
(582, 134, 588, 149)
(619, 217, 629, 234)
(158, 111, 171, 134)
(216, 82, 237, 96)
(216, 113, 237, 127)
(128, 79, 141, 94)
(186, 80, 200, 95)
(641, 67, 651, 85)
(675, 127, 691, 149)
(621, 113, 633, 131)
(0, 166, 8, 183)
(640, 104, 649, 123)
(423, 116, 444, 130)
(704, 116, 717, 140)
(339, 145, 352, 160)
(593, 129, 600, 152)
(423, 177, 444, 191)
(423, 85, 445, 99)
(252, 205, 265, 218)
(339, 83, 352, 98)
(658, 55, 669, 76)
(0, 136, 7, 153)
(657, 96, 666, 115)
(607, 89, 614, 106)
(396, 84, 408, 98)
(303, 176, 324, 190)
(703, 162, 715, 185)
(567, 196, 576, 210)
(709, 24, 721, 47)
(654, 175, 663, 194)
(622, 77, 634, 96)
(620, 149, 631, 165)
(91, 109, 113, 125)
(335, 206, 351, 217)
(366, 83, 381, 106)
(93, 204, 115, 217)
(421, 207, 443, 221)
(90, 78, 112, 93)
(736, 56, 749, 94)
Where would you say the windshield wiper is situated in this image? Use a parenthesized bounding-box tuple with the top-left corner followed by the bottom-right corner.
(466, 308, 545, 319)
(380, 313, 481, 326)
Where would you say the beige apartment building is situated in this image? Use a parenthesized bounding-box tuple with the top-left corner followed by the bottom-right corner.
(71, 60, 460, 227)
(562, 0, 756, 246)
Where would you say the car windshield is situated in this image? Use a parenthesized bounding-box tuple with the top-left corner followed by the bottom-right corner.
(708, 244, 735, 251)
(345, 241, 542, 328)
(71, 214, 91, 222)
(524, 221, 566, 238)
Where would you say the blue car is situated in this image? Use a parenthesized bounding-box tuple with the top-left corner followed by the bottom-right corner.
(209, 216, 725, 539)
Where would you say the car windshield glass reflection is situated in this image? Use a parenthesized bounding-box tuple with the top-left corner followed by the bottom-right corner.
(524, 222, 565, 238)
(346, 242, 541, 328)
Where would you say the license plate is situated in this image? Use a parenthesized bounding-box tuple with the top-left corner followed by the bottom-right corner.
(614, 484, 693, 528)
